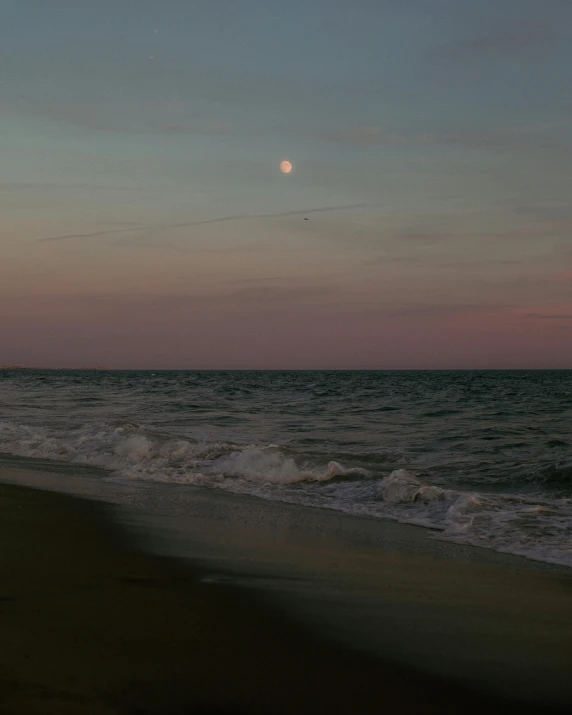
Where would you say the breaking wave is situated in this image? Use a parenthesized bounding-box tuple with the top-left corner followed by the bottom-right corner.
(0, 420, 368, 485)
(374, 470, 572, 567)
(0, 420, 571, 568)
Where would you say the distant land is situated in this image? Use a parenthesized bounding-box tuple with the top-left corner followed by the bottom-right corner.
(0, 365, 108, 370)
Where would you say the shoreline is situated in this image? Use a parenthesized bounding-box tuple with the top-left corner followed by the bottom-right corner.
(2, 465, 572, 712)
(2, 452, 568, 576)
(120, 484, 572, 703)
(2, 478, 556, 715)
(1, 457, 572, 710)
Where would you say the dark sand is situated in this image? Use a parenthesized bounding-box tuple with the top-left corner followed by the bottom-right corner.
(122, 487, 572, 708)
(2, 481, 569, 715)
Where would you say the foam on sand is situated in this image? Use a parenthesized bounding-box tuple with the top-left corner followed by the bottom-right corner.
(1, 420, 571, 567)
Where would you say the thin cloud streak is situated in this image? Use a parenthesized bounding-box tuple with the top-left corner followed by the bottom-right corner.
(316, 119, 571, 153)
(526, 313, 572, 320)
(0, 181, 155, 193)
(37, 204, 371, 243)
(432, 22, 553, 62)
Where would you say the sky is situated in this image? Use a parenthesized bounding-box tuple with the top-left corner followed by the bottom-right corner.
(1, 0, 571, 369)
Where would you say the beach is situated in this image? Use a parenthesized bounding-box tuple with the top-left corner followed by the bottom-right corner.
(5, 0, 572, 709)
(1, 463, 571, 714)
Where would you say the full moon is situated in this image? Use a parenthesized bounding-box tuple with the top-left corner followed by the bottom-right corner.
(280, 160, 293, 174)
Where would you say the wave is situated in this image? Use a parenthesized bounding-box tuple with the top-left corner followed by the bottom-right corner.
(0, 420, 368, 485)
(531, 462, 572, 487)
(0, 421, 570, 568)
(373, 470, 572, 567)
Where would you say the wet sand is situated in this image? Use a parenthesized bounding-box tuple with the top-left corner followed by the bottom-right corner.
(1, 469, 571, 714)
(123, 485, 572, 707)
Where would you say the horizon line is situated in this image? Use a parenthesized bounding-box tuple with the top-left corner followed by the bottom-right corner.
(2, 367, 571, 372)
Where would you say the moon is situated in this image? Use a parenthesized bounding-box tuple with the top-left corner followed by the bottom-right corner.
(280, 160, 293, 174)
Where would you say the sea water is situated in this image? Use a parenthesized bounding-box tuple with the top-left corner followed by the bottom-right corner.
(1, 369, 571, 567)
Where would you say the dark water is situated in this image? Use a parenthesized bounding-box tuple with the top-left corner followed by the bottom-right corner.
(1, 370, 571, 566)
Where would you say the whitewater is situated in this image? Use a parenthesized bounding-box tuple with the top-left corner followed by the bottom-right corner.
(1, 369, 571, 567)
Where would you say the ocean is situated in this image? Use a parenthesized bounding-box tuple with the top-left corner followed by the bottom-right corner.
(1, 369, 571, 567)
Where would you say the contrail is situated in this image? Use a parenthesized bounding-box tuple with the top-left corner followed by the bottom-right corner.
(37, 203, 371, 243)
(38, 226, 154, 243)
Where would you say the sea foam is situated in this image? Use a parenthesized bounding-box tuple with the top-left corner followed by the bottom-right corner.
(1, 420, 571, 568)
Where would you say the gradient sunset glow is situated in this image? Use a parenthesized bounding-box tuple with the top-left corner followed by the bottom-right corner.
(1, 1, 571, 368)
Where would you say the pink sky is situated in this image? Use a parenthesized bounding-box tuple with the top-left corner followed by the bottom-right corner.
(2, 1, 571, 368)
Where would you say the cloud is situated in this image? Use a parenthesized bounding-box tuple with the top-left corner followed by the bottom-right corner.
(7, 97, 236, 138)
(432, 18, 555, 62)
(380, 305, 487, 318)
(394, 229, 454, 243)
(525, 313, 572, 320)
(362, 304, 506, 319)
(364, 256, 423, 266)
(229, 276, 289, 285)
(37, 204, 371, 243)
(5, 60, 399, 137)
(226, 284, 341, 304)
(514, 201, 572, 221)
(314, 119, 572, 154)
(317, 125, 409, 146)
(437, 122, 571, 153)
(0, 280, 342, 313)
(482, 221, 572, 241)
(152, 121, 233, 136)
(0, 181, 154, 193)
